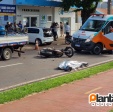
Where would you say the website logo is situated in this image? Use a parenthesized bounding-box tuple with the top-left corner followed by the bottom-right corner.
(89, 93, 113, 106)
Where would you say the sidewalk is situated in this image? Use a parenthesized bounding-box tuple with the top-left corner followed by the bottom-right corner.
(23, 37, 66, 50)
(0, 69, 113, 112)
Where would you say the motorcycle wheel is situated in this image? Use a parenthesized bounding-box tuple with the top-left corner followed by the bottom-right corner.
(64, 47, 74, 57)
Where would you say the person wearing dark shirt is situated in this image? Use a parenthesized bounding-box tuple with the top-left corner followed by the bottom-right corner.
(5, 22, 10, 32)
(18, 21, 22, 29)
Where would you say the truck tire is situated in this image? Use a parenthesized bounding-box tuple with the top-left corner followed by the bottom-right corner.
(1, 48, 12, 60)
(92, 44, 103, 55)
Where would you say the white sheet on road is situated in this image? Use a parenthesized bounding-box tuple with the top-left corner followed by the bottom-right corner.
(58, 61, 88, 71)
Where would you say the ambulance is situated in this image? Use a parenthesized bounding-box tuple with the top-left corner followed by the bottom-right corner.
(71, 14, 113, 54)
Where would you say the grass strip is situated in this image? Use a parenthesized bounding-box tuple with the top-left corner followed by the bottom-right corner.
(0, 61, 113, 104)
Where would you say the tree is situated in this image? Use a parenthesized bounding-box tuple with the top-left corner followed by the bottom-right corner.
(0, 0, 2, 1)
(61, 0, 102, 24)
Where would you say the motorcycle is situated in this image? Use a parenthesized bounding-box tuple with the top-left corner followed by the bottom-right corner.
(40, 47, 74, 58)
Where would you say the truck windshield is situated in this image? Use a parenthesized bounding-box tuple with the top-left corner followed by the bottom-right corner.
(80, 19, 105, 32)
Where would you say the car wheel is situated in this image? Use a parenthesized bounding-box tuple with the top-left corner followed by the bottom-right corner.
(35, 39, 42, 46)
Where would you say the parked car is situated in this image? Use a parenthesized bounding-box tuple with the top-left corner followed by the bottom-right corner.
(27, 27, 53, 46)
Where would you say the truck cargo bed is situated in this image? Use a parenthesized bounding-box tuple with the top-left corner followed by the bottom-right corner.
(0, 34, 28, 47)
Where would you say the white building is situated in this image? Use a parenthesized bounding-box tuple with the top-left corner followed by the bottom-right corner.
(15, 0, 76, 35)
(0, 0, 76, 34)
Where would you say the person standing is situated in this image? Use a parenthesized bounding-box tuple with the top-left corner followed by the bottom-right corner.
(60, 22, 64, 37)
(5, 22, 10, 32)
(8, 23, 14, 33)
(55, 22, 59, 39)
(50, 22, 57, 41)
(65, 22, 71, 36)
(13, 22, 18, 32)
(18, 21, 23, 30)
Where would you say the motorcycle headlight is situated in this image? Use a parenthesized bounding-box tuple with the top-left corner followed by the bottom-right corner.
(85, 34, 94, 43)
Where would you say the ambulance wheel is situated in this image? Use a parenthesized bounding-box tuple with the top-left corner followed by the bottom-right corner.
(92, 44, 103, 55)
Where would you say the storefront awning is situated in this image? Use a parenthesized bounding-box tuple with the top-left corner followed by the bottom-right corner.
(16, 0, 62, 7)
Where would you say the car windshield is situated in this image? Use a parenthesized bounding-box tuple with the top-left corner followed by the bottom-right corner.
(80, 19, 106, 32)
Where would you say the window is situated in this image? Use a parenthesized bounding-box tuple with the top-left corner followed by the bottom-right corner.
(31, 17, 37, 27)
(23, 16, 39, 27)
(81, 19, 105, 32)
(47, 15, 52, 22)
(28, 28, 39, 33)
(4, 15, 8, 21)
(103, 21, 113, 34)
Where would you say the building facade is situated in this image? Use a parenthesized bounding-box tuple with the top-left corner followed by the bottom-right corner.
(15, 0, 76, 34)
(0, 0, 76, 34)
(0, 0, 15, 26)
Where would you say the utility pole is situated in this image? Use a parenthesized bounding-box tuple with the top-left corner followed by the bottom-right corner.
(108, 0, 112, 14)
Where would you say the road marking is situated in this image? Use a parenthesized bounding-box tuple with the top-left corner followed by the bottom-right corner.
(85, 87, 102, 94)
(0, 63, 23, 68)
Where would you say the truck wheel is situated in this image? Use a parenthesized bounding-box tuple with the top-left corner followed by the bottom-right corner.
(1, 48, 12, 60)
(92, 44, 103, 55)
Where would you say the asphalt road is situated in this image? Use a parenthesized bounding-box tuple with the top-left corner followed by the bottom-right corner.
(0, 43, 113, 91)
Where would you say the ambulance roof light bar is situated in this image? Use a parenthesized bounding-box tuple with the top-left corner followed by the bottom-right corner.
(91, 14, 105, 18)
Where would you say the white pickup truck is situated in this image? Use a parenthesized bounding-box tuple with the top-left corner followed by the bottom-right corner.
(0, 33, 29, 60)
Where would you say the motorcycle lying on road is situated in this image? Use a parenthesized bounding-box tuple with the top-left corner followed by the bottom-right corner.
(40, 47, 74, 58)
